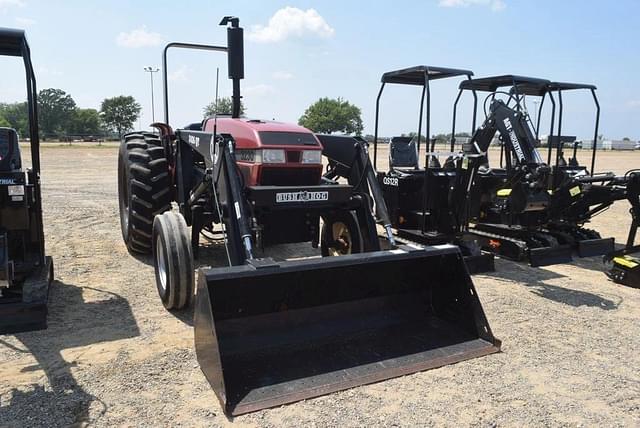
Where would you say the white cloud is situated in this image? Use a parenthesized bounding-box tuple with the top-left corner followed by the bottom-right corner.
(116, 26, 164, 48)
(248, 7, 335, 43)
(627, 100, 640, 108)
(168, 65, 189, 82)
(0, 0, 24, 13)
(272, 71, 294, 80)
(439, 0, 506, 11)
(244, 84, 276, 97)
(15, 16, 35, 26)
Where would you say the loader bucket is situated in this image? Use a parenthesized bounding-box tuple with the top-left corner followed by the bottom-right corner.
(194, 245, 501, 416)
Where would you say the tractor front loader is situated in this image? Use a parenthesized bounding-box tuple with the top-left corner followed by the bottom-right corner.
(117, 17, 500, 415)
(0, 29, 53, 333)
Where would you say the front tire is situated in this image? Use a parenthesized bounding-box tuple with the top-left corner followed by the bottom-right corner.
(118, 132, 171, 254)
(152, 212, 194, 310)
(320, 211, 364, 256)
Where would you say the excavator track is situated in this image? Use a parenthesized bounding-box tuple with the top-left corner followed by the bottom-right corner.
(469, 225, 572, 267)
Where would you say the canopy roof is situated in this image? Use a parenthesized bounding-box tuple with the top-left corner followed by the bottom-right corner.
(381, 66, 473, 86)
(459, 75, 550, 92)
(512, 81, 597, 96)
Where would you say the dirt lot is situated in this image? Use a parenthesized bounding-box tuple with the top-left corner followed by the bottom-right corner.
(1, 144, 639, 427)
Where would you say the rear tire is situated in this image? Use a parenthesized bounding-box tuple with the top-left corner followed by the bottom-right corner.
(321, 211, 363, 256)
(118, 132, 171, 254)
(152, 212, 194, 310)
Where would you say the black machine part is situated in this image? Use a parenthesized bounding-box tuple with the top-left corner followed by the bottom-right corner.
(317, 134, 395, 245)
(152, 211, 194, 309)
(0, 128, 22, 171)
(195, 244, 501, 415)
(117, 132, 172, 254)
(460, 99, 551, 219)
(604, 171, 640, 288)
(0, 28, 51, 334)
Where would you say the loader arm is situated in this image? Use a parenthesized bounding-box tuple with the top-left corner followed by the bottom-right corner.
(317, 134, 395, 245)
(176, 129, 254, 264)
(450, 99, 550, 227)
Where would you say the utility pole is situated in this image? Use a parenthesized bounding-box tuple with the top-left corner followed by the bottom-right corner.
(144, 66, 160, 123)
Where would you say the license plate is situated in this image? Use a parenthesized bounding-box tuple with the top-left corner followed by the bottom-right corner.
(275, 191, 329, 203)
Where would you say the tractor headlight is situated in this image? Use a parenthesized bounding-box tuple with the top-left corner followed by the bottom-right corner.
(261, 149, 286, 164)
(301, 150, 322, 164)
(7, 185, 24, 196)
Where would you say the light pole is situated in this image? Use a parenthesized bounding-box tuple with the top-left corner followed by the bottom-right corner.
(144, 66, 159, 124)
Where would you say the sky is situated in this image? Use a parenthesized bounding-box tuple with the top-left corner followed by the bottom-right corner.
(1, 0, 639, 140)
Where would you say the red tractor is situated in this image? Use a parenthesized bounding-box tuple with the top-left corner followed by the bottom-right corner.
(117, 16, 500, 416)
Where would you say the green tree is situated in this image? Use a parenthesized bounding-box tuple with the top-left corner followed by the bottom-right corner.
(203, 96, 245, 117)
(69, 108, 102, 135)
(298, 97, 363, 135)
(100, 96, 141, 138)
(38, 88, 77, 138)
(0, 102, 29, 137)
(0, 115, 10, 128)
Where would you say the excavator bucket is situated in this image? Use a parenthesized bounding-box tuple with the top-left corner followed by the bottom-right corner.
(194, 244, 500, 415)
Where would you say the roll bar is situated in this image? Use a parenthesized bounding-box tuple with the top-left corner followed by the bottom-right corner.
(162, 16, 244, 125)
(372, 65, 476, 169)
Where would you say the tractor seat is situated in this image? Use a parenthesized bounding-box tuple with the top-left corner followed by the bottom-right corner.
(0, 128, 22, 172)
(389, 137, 419, 170)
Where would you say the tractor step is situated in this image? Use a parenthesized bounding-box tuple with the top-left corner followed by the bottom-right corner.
(0, 300, 47, 334)
(0, 256, 52, 334)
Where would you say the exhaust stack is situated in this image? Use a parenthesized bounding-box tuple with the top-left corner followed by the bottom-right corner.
(220, 16, 244, 118)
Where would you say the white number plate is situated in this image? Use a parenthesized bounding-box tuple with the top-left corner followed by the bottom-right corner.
(382, 176, 399, 186)
(276, 191, 329, 203)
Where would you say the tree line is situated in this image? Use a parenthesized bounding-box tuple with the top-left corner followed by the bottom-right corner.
(0, 88, 141, 140)
(203, 96, 363, 136)
(1, 89, 415, 140)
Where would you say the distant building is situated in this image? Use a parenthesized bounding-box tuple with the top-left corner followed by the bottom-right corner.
(582, 139, 637, 150)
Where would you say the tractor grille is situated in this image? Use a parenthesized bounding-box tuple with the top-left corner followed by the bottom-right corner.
(286, 151, 301, 163)
(260, 167, 320, 186)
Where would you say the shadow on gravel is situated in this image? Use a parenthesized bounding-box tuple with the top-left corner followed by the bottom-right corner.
(488, 260, 620, 310)
(0, 280, 140, 427)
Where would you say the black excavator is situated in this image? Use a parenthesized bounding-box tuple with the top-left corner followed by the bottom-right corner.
(509, 78, 640, 286)
(449, 75, 640, 271)
(0, 28, 53, 333)
(371, 66, 495, 274)
(446, 75, 569, 266)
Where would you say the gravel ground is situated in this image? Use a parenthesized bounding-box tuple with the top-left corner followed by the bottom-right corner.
(0, 145, 639, 427)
